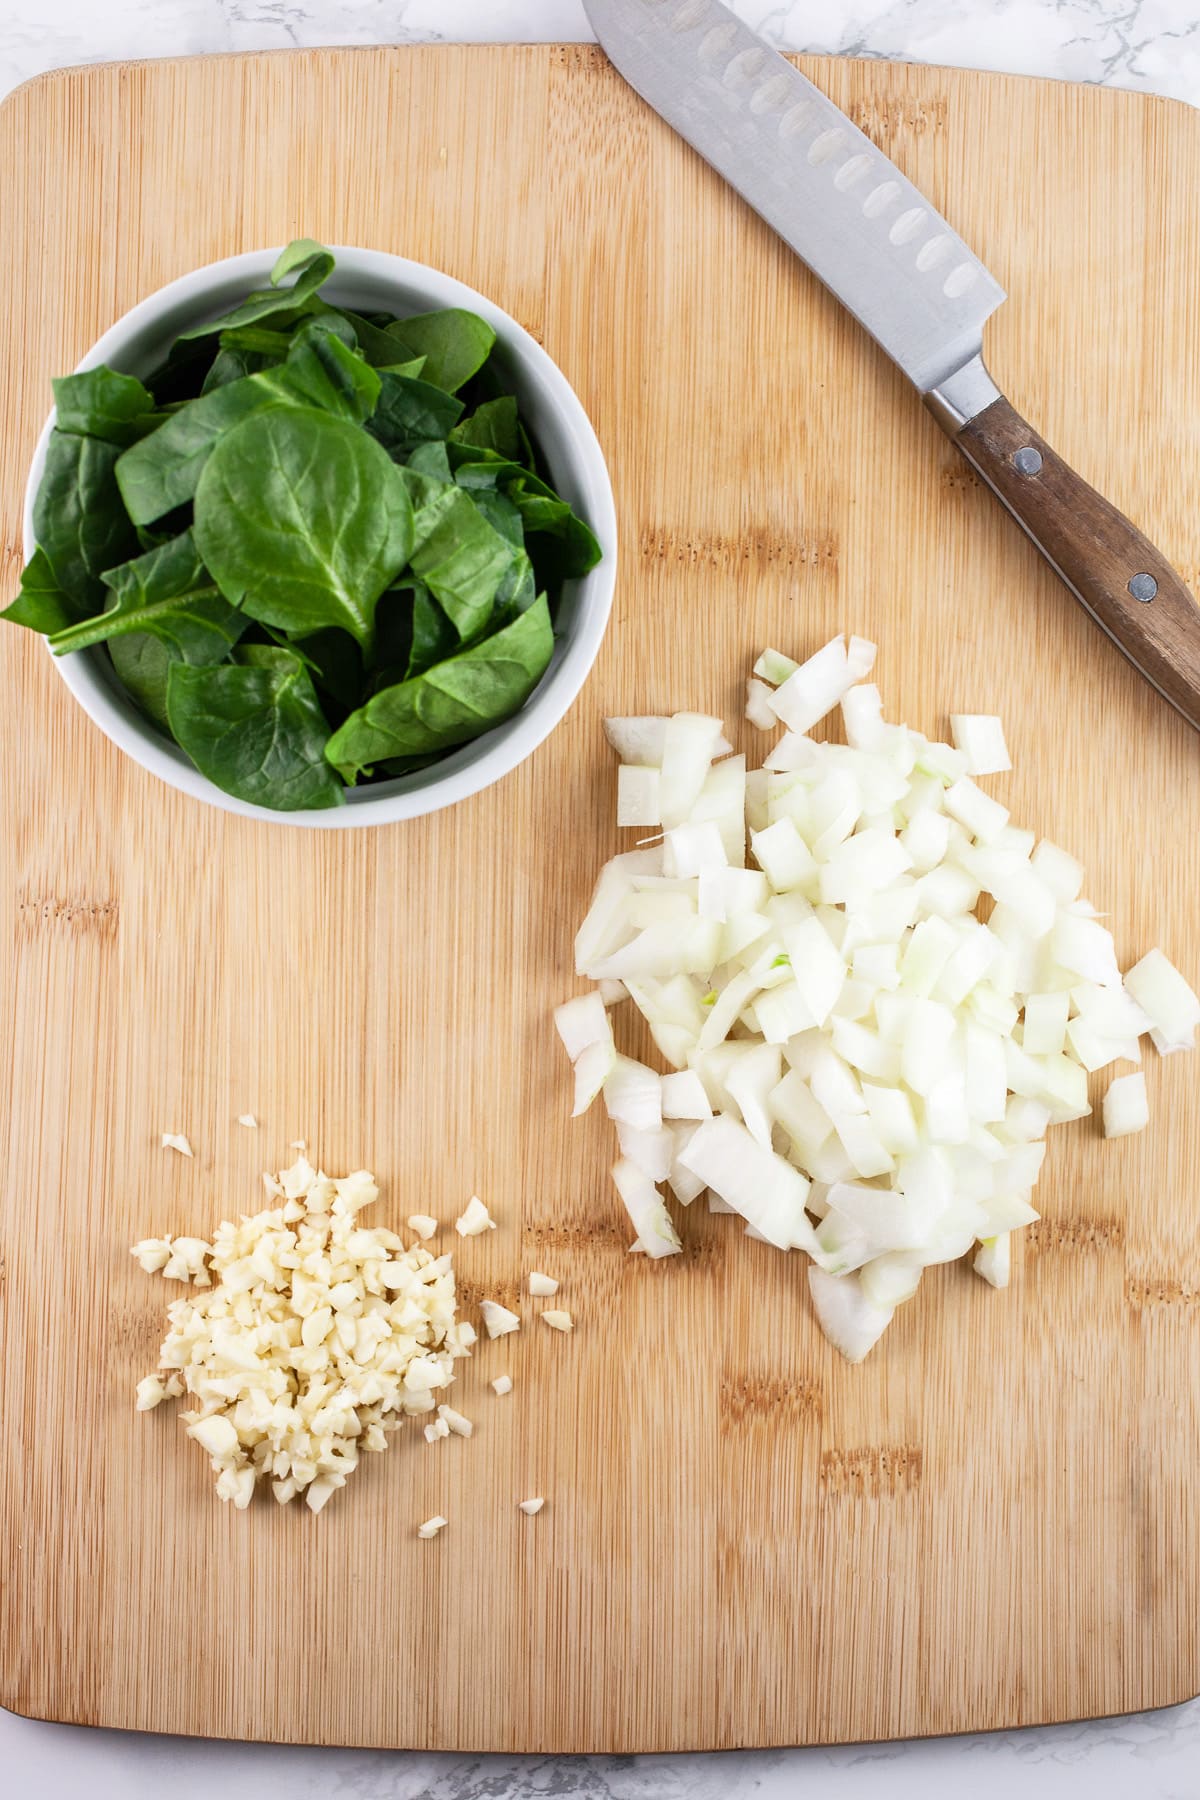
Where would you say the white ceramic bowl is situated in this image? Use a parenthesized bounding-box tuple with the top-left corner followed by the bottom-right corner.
(22, 247, 617, 828)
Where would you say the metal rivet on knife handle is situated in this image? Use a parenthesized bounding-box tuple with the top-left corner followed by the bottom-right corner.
(1129, 573, 1158, 602)
(1013, 447, 1043, 475)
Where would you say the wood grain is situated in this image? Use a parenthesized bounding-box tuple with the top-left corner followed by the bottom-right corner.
(1, 44, 1199, 1752)
(955, 394, 1200, 730)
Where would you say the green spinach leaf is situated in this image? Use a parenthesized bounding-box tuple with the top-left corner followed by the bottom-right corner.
(52, 369, 157, 445)
(449, 395, 520, 459)
(116, 375, 284, 523)
(407, 582, 458, 679)
(325, 593, 553, 779)
(386, 309, 496, 393)
(167, 643, 343, 811)
(407, 481, 518, 640)
(201, 346, 274, 393)
(319, 307, 411, 368)
(367, 373, 463, 457)
(34, 431, 138, 617)
(406, 440, 452, 482)
(48, 529, 241, 657)
(0, 547, 77, 634)
(282, 319, 380, 424)
(175, 239, 335, 342)
(193, 405, 414, 650)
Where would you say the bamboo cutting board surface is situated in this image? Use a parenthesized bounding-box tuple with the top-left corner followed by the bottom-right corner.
(1, 43, 1199, 1753)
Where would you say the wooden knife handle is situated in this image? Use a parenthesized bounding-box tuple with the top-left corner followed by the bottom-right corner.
(952, 395, 1200, 731)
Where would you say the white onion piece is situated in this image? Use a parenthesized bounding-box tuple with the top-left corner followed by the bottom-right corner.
(1030, 839, 1084, 902)
(1103, 1070, 1149, 1138)
(973, 1233, 1011, 1288)
(746, 677, 777, 729)
(768, 636, 853, 735)
(554, 992, 612, 1062)
(807, 1268, 894, 1363)
(573, 1038, 616, 1116)
(679, 1117, 817, 1253)
(950, 713, 1011, 775)
(659, 713, 725, 829)
(616, 1120, 676, 1181)
(612, 1160, 682, 1259)
(661, 1070, 712, 1121)
(1124, 949, 1200, 1052)
(753, 647, 800, 685)
(617, 765, 661, 827)
(603, 1057, 662, 1131)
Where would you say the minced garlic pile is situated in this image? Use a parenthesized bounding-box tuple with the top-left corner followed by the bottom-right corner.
(132, 1156, 476, 1514)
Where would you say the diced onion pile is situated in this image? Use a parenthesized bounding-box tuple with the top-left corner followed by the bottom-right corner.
(133, 1156, 476, 1512)
(556, 636, 1199, 1362)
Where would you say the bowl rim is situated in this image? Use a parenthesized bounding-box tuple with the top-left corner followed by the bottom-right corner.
(21, 244, 617, 829)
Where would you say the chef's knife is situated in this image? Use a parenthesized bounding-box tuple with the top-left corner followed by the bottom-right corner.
(583, 0, 1200, 731)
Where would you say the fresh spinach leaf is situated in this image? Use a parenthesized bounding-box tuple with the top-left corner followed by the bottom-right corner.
(0, 547, 77, 634)
(34, 431, 138, 617)
(52, 369, 157, 445)
(217, 325, 295, 358)
(367, 373, 463, 457)
(116, 376, 284, 523)
(407, 582, 458, 679)
(406, 440, 452, 482)
(325, 594, 553, 779)
(37, 530, 243, 727)
(48, 529, 241, 657)
(492, 551, 538, 622)
(320, 307, 412, 368)
(175, 239, 335, 342)
(407, 481, 518, 640)
(167, 643, 343, 811)
(201, 347, 274, 393)
(193, 405, 414, 651)
(469, 486, 524, 547)
(449, 395, 520, 459)
(282, 319, 380, 424)
(449, 447, 603, 579)
(106, 590, 247, 730)
(386, 309, 496, 393)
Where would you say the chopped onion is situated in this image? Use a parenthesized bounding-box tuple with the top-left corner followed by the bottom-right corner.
(557, 638, 1197, 1361)
(950, 713, 1011, 775)
(612, 1159, 681, 1258)
(746, 677, 777, 729)
(808, 1267, 894, 1363)
(1102, 1070, 1149, 1138)
(1124, 949, 1200, 1053)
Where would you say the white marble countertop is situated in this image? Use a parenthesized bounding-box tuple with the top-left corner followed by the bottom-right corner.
(3, 2, 1199, 1795)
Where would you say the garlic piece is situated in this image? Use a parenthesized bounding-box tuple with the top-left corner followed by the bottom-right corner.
(455, 1194, 497, 1236)
(161, 1133, 193, 1157)
(527, 1271, 559, 1297)
(480, 1298, 521, 1338)
(541, 1310, 574, 1333)
(491, 1375, 513, 1396)
(518, 1497, 545, 1515)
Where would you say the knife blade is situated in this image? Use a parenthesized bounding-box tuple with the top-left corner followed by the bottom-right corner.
(584, 0, 1200, 734)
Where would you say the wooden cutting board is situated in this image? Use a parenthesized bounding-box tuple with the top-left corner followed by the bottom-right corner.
(2, 43, 1199, 1754)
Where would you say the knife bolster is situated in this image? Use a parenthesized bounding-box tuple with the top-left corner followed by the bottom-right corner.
(924, 352, 1003, 433)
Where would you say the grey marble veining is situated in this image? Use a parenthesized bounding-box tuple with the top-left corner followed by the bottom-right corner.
(2, 1, 1199, 1795)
